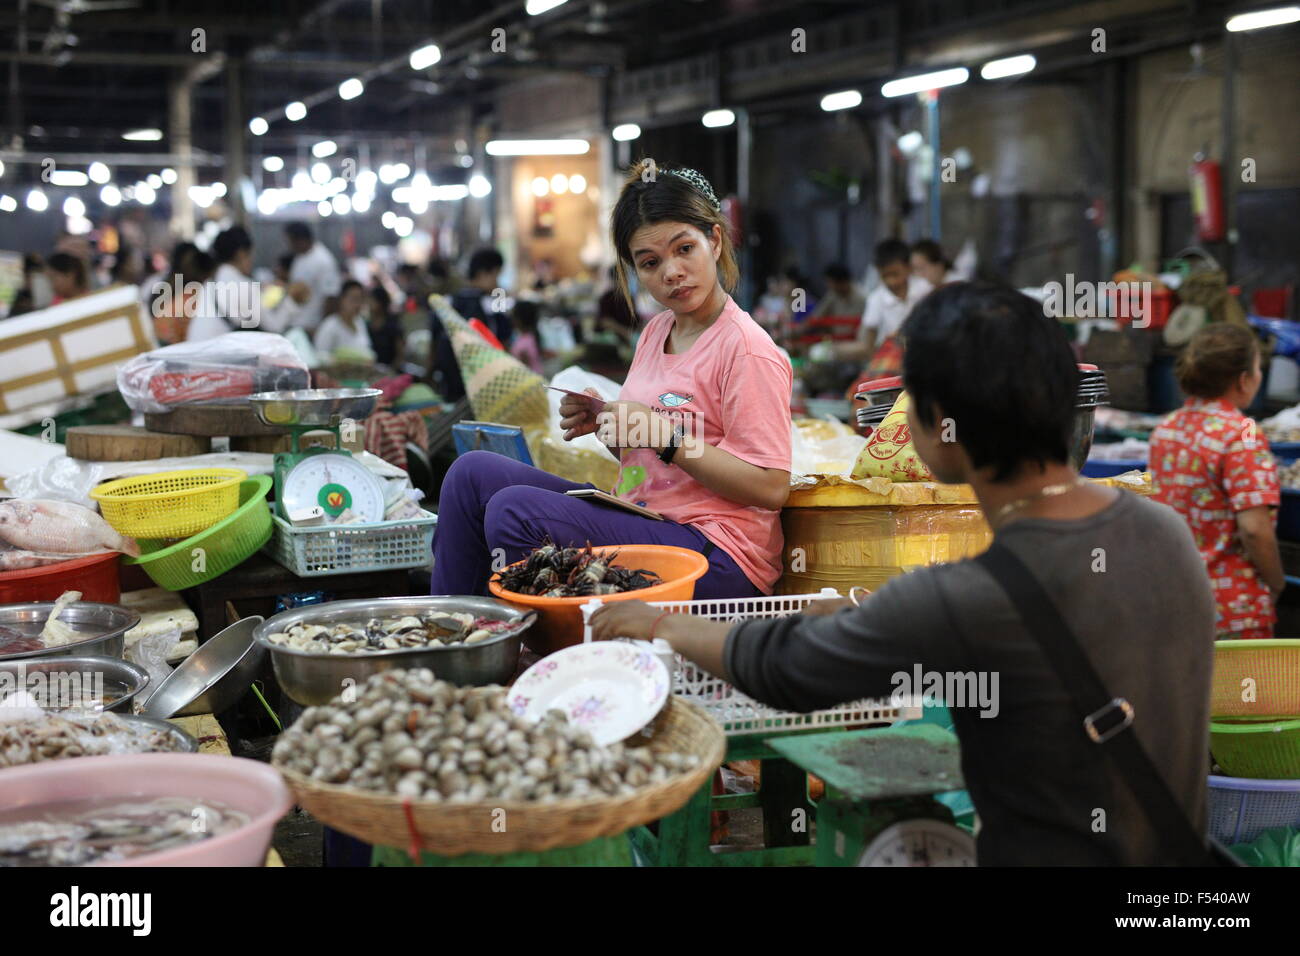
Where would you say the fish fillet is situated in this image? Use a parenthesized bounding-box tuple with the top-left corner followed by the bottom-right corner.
(0, 499, 139, 557)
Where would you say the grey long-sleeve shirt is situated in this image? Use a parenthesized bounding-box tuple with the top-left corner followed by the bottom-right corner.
(724, 490, 1216, 865)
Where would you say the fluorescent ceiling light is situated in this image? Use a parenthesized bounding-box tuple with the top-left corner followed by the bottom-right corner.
(262, 156, 284, 172)
(486, 139, 589, 156)
(568, 174, 586, 194)
(285, 101, 307, 122)
(394, 215, 414, 237)
(410, 43, 441, 70)
(550, 173, 568, 195)
(50, 170, 89, 187)
(1227, 5, 1300, 30)
(146, 174, 162, 189)
(339, 78, 364, 100)
(820, 90, 862, 112)
(352, 193, 371, 213)
(26, 189, 48, 211)
(318, 200, 332, 217)
(531, 176, 549, 197)
(469, 174, 492, 198)
(100, 185, 122, 206)
(527, 0, 567, 14)
(0, 195, 18, 212)
(702, 109, 735, 128)
(612, 123, 641, 142)
(122, 128, 162, 141)
(62, 196, 85, 217)
(311, 163, 330, 184)
(135, 183, 156, 205)
(881, 67, 969, 98)
(249, 117, 269, 136)
(160, 167, 177, 185)
(312, 140, 337, 158)
(980, 54, 1036, 80)
(87, 162, 110, 184)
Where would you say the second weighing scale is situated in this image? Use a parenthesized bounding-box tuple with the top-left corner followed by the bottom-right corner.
(248, 388, 387, 522)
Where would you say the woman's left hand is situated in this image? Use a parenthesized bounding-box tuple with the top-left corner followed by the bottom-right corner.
(589, 600, 664, 642)
(595, 400, 667, 451)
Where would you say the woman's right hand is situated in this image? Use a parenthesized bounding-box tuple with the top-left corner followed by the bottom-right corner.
(560, 388, 603, 441)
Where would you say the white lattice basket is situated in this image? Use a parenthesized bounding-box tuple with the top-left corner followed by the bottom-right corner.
(581, 589, 906, 736)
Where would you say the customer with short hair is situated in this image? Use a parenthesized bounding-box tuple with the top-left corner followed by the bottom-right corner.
(432, 246, 508, 401)
(1151, 323, 1282, 639)
(284, 222, 341, 332)
(836, 239, 932, 367)
(593, 281, 1218, 866)
(46, 252, 89, 304)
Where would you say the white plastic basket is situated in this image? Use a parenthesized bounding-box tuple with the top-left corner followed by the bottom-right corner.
(581, 589, 905, 736)
(266, 510, 437, 577)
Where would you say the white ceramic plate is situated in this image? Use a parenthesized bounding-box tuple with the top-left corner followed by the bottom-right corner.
(507, 642, 670, 746)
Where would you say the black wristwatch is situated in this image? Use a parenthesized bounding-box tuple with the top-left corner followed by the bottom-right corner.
(659, 424, 686, 465)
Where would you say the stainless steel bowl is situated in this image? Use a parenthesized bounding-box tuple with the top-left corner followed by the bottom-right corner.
(0, 602, 139, 662)
(255, 596, 535, 705)
(247, 388, 383, 427)
(119, 714, 198, 753)
(0, 656, 149, 713)
(141, 617, 265, 719)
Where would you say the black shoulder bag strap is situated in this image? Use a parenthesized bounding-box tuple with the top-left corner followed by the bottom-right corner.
(976, 542, 1232, 866)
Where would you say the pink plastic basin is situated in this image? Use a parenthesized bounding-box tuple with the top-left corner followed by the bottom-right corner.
(0, 753, 291, 867)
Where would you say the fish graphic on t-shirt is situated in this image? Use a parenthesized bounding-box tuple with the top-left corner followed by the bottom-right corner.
(658, 392, 693, 408)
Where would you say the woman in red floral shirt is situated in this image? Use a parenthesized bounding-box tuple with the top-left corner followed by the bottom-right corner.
(1150, 324, 1284, 639)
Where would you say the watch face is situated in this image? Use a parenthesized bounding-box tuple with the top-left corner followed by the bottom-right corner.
(856, 818, 976, 867)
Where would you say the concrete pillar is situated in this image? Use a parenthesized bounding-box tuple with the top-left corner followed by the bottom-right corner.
(168, 70, 196, 240)
(223, 55, 248, 227)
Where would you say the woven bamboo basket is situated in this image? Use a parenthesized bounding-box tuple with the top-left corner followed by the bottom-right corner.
(274, 697, 724, 856)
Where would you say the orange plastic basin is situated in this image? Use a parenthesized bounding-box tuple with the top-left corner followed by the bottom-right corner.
(488, 544, 709, 655)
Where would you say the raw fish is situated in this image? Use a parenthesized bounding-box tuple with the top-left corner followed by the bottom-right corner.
(0, 550, 68, 571)
(0, 499, 139, 557)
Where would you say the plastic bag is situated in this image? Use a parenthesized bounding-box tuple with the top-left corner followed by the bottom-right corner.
(1230, 827, 1300, 867)
(117, 331, 309, 413)
(1249, 317, 1300, 360)
(850, 392, 935, 481)
(791, 417, 867, 477)
(126, 623, 182, 708)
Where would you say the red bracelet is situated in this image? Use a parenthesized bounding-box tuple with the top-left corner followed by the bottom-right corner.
(649, 610, 672, 641)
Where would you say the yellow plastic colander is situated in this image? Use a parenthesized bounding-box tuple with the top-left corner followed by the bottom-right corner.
(91, 467, 247, 539)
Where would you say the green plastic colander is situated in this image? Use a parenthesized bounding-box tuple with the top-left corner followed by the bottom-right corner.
(1211, 718, 1300, 779)
(125, 476, 273, 591)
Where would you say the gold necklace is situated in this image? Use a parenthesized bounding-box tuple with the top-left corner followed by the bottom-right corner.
(991, 478, 1086, 523)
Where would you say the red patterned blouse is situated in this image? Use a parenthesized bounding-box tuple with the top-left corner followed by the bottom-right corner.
(1150, 397, 1280, 639)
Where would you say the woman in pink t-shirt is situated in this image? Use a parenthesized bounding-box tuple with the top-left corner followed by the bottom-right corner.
(430, 160, 791, 600)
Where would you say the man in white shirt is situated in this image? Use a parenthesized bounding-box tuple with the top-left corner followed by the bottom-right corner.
(284, 222, 341, 333)
(836, 239, 932, 362)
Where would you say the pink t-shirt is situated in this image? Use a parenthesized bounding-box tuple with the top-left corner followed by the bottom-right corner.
(615, 295, 792, 593)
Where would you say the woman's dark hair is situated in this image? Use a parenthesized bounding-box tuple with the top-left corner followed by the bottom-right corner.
(512, 299, 540, 334)
(874, 239, 911, 269)
(911, 238, 951, 270)
(467, 248, 504, 279)
(610, 158, 738, 320)
(188, 251, 216, 283)
(368, 285, 392, 315)
(824, 263, 851, 283)
(902, 281, 1078, 482)
(170, 241, 199, 277)
(339, 279, 363, 299)
(213, 226, 252, 264)
(284, 222, 312, 243)
(1176, 323, 1259, 399)
(47, 252, 88, 291)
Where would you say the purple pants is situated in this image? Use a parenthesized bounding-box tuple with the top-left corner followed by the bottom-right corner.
(430, 451, 761, 600)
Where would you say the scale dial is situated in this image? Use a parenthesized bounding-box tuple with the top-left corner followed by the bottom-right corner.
(856, 818, 976, 867)
(282, 453, 386, 522)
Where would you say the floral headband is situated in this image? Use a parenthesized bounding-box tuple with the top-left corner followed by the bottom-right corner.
(665, 167, 721, 211)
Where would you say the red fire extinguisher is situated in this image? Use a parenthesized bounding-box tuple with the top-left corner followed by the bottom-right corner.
(1190, 153, 1225, 243)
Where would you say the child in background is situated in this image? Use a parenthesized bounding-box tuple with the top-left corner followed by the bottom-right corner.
(835, 239, 933, 372)
(510, 300, 544, 374)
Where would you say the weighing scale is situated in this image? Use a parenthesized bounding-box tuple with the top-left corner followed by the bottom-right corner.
(766, 723, 976, 866)
(248, 389, 387, 522)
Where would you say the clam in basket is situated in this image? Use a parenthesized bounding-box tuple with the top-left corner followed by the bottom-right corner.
(273, 696, 724, 855)
(91, 467, 246, 539)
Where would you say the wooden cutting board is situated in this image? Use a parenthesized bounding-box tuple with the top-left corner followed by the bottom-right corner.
(145, 403, 288, 437)
(66, 425, 210, 461)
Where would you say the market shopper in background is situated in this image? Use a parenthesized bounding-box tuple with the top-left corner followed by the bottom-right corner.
(509, 299, 544, 374)
(46, 252, 90, 305)
(366, 285, 406, 369)
(806, 263, 865, 320)
(835, 239, 932, 373)
(313, 280, 374, 360)
(1150, 323, 1283, 639)
(284, 221, 341, 332)
(594, 281, 1217, 865)
(911, 239, 955, 288)
(187, 226, 262, 340)
(429, 246, 509, 401)
(430, 161, 792, 601)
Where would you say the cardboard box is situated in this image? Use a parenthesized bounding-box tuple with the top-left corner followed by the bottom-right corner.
(0, 285, 154, 414)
